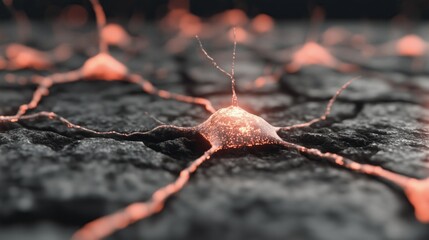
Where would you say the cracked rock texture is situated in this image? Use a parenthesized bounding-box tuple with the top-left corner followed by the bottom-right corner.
(1, 22, 429, 240)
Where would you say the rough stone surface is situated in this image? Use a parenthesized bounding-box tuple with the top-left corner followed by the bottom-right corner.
(1, 22, 429, 240)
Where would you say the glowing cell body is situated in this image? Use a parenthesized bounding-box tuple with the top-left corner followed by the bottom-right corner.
(101, 23, 132, 48)
(396, 34, 427, 57)
(198, 106, 281, 148)
(287, 41, 355, 73)
(81, 53, 128, 80)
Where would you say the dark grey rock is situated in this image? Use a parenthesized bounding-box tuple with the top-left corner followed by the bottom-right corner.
(1, 22, 429, 240)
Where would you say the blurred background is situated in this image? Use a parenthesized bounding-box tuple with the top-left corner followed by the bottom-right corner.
(1, 0, 429, 21)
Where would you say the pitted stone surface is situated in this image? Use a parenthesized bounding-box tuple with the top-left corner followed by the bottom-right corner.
(1, 22, 429, 240)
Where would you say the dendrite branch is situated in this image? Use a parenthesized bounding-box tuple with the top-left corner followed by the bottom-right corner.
(126, 74, 216, 113)
(279, 77, 358, 131)
(72, 146, 220, 240)
(7, 111, 195, 141)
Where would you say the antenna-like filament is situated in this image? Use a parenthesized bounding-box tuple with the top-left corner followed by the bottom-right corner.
(196, 27, 238, 106)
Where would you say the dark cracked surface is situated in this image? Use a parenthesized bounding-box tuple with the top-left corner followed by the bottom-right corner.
(1, 22, 429, 240)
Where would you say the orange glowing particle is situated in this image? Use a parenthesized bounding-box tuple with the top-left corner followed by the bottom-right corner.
(228, 27, 248, 43)
(2, 43, 71, 70)
(220, 9, 248, 26)
(244, 65, 282, 90)
(396, 34, 427, 57)
(358, 33, 429, 70)
(4, 43, 53, 70)
(101, 23, 132, 48)
(160, 1, 203, 54)
(289, 41, 337, 69)
(161, 0, 200, 36)
(178, 13, 202, 37)
(99, 22, 148, 55)
(322, 27, 350, 46)
(364, 34, 429, 59)
(251, 14, 275, 34)
(287, 41, 355, 73)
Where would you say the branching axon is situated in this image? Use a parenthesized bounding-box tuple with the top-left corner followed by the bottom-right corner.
(5, 32, 421, 240)
(1, 4, 428, 240)
(0, 0, 215, 123)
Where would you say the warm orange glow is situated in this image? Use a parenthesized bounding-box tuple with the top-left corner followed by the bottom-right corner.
(101, 23, 131, 48)
(221, 9, 248, 26)
(251, 14, 274, 33)
(287, 41, 337, 72)
(293, 41, 336, 66)
(81, 53, 128, 80)
(198, 106, 281, 148)
(396, 34, 427, 57)
(2, 43, 72, 71)
(245, 66, 282, 90)
(5, 43, 52, 70)
(161, 9, 189, 30)
(179, 13, 202, 37)
(255, 76, 271, 88)
(287, 41, 356, 72)
(322, 27, 350, 46)
(405, 179, 429, 222)
(229, 27, 247, 43)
